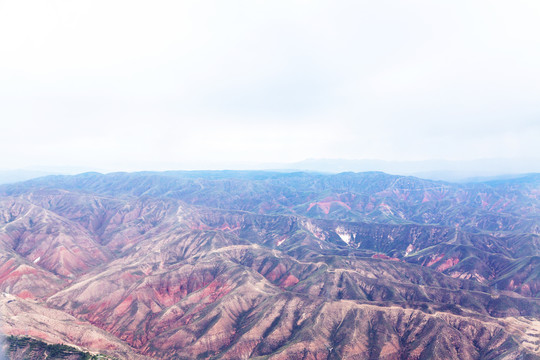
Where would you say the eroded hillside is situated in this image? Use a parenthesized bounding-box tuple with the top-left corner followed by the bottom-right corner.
(0, 171, 538, 359)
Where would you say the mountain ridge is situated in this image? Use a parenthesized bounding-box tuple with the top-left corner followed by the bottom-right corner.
(0, 171, 538, 359)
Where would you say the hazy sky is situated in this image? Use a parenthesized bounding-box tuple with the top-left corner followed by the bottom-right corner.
(0, 0, 539, 171)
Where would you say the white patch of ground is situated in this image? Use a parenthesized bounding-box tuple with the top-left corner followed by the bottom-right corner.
(404, 244, 414, 256)
(335, 226, 351, 245)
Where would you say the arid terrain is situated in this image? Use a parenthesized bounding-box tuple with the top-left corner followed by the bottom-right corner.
(0, 171, 539, 359)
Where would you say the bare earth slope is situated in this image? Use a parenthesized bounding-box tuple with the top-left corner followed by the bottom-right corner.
(0, 171, 539, 359)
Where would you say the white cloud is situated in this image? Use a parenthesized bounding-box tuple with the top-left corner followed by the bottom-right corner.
(0, 0, 539, 171)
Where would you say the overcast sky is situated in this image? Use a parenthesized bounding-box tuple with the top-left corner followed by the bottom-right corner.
(0, 0, 539, 172)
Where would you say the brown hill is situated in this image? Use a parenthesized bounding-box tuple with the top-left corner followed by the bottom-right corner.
(0, 171, 538, 359)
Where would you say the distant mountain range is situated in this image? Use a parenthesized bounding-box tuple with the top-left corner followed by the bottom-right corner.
(279, 158, 540, 182)
(0, 170, 539, 359)
(3, 158, 539, 184)
(0, 169, 55, 185)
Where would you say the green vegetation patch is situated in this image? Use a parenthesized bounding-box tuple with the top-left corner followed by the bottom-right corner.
(5, 335, 114, 360)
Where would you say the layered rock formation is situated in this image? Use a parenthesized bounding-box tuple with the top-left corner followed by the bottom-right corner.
(0, 171, 538, 359)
